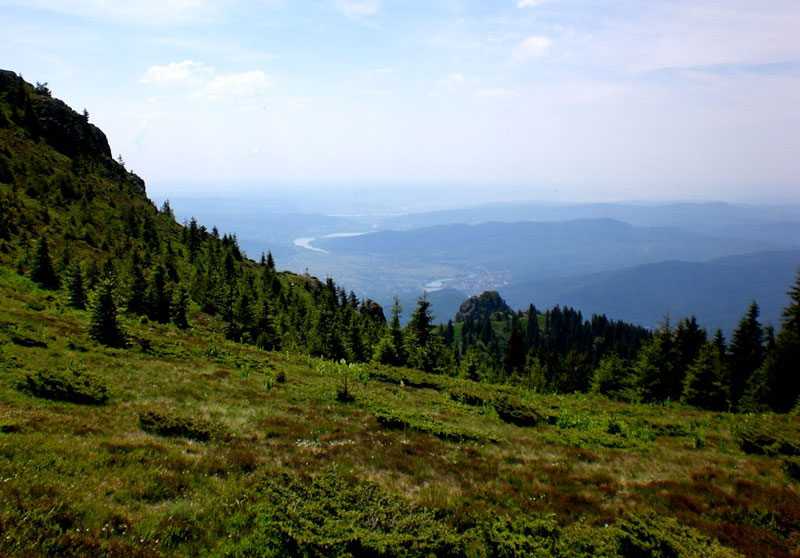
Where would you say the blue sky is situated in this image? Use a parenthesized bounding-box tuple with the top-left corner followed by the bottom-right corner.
(2, 0, 799, 203)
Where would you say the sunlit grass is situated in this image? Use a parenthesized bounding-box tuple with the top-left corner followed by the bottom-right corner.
(1, 270, 798, 557)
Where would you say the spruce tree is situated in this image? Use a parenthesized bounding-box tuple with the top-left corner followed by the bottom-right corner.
(503, 317, 526, 377)
(728, 301, 764, 409)
(146, 264, 171, 323)
(682, 342, 729, 411)
(64, 261, 87, 309)
(88, 277, 125, 347)
(171, 283, 190, 329)
(30, 236, 59, 289)
(634, 322, 676, 402)
(591, 353, 634, 399)
(748, 271, 800, 412)
(389, 296, 406, 365)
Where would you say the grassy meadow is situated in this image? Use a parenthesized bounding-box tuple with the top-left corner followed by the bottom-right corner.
(2, 266, 799, 557)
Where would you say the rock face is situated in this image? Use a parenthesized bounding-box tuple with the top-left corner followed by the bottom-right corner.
(360, 299, 386, 325)
(455, 291, 512, 322)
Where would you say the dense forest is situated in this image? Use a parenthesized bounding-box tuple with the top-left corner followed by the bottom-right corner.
(2, 69, 798, 415)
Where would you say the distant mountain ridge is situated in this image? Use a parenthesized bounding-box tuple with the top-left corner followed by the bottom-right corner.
(500, 249, 800, 334)
(314, 218, 790, 282)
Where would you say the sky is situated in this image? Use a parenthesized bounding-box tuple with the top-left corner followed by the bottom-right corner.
(1, 0, 800, 203)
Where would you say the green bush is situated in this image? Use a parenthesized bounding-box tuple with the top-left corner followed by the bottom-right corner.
(138, 409, 214, 441)
(224, 471, 461, 558)
(373, 409, 495, 443)
(737, 419, 800, 456)
(449, 387, 488, 407)
(613, 513, 742, 558)
(370, 365, 452, 391)
(493, 396, 546, 427)
(19, 367, 109, 405)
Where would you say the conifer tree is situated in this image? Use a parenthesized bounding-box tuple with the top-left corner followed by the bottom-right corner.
(591, 353, 634, 399)
(634, 321, 676, 402)
(146, 264, 172, 323)
(171, 283, 189, 329)
(254, 295, 279, 350)
(728, 301, 764, 409)
(88, 277, 125, 347)
(682, 342, 729, 411)
(30, 236, 58, 289)
(503, 316, 526, 377)
(125, 253, 147, 315)
(746, 271, 800, 412)
(389, 296, 406, 365)
(64, 261, 87, 309)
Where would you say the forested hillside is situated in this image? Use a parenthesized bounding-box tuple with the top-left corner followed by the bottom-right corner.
(2, 70, 800, 557)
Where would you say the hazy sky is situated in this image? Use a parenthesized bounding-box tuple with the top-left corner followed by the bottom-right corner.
(2, 0, 800, 202)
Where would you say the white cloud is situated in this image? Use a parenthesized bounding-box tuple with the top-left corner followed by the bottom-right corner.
(513, 36, 552, 61)
(517, 0, 550, 7)
(333, 0, 380, 21)
(141, 61, 269, 101)
(202, 71, 269, 100)
(139, 60, 212, 85)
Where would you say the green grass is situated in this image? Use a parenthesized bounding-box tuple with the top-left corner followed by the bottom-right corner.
(1, 268, 799, 557)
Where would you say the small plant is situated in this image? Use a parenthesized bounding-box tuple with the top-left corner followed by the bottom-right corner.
(19, 364, 109, 405)
(203, 340, 219, 359)
(335, 360, 355, 403)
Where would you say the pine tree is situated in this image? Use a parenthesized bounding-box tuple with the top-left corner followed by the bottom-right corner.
(747, 270, 800, 412)
(591, 353, 634, 399)
(88, 277, 125, 347)
(406, 294, 437, 372)
(146, 264, 171, 323)
(682, 342, 729, 411)
(728, 301, 764, 409)
(503, 316, 526, 377)
(125, 253, 147, 315)
(634, 322, 676, 402)
(30, 236, 59, 289)
(64, 261, 87, 309)
(389, 296, 406, 365)
(171, 283, 190, 329)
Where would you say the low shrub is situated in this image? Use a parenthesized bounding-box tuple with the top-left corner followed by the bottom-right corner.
(138, 409, 214, 442)
(223, 471, 461, 558)
(737, 419, 800, 456)
(19, 367, 109, 405)
(449, 387, 488, 407)
(370, 365, 451, 391)
(493, 396, 546, 427)
(373, 409, 495, 443)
